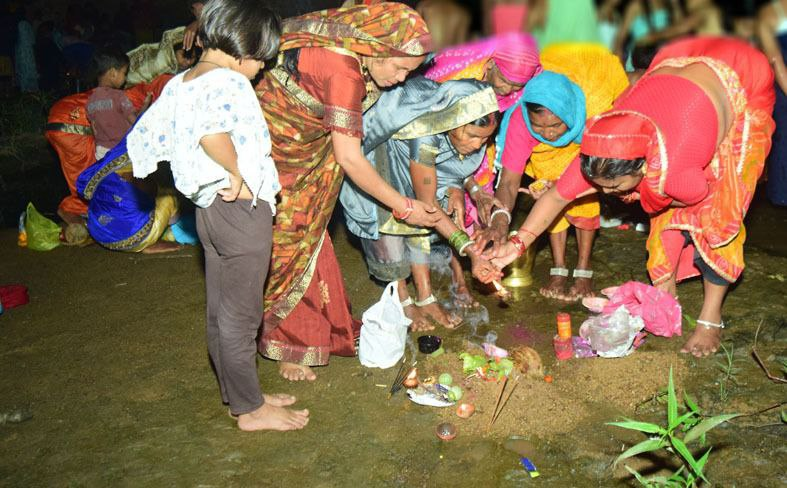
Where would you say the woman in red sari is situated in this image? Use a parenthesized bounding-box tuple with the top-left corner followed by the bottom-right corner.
(257, 3, 436, 381)
(479, 37, 775, 358)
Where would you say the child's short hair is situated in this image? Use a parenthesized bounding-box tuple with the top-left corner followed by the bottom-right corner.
(93, 44, 130, 77)
(198, 0, 281, 61)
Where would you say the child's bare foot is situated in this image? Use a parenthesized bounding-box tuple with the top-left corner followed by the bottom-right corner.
(263, 393, 297, 406)
(228, 393, 297, 418)
(141, 241, 183, 254)
(416, 295, 462, 329)
(237, 402, 309, 432)
(279, 362, 317, 381)
(451, 283, 479, 309)
(540, 268, 569, 299)
(403, 300, 434, 332)
(680, 323, 722, 358)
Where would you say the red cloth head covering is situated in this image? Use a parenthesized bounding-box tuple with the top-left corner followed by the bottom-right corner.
(581, 74, 718, 213)
(492, 32, 542, 84)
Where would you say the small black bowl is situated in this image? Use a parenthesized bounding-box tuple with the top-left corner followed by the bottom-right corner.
(418, 335, 442, 354)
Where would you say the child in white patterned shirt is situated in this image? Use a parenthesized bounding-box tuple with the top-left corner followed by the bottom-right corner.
(128, 0, 309, 432)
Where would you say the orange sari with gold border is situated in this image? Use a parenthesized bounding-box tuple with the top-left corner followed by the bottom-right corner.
(257, 3, 431, 365)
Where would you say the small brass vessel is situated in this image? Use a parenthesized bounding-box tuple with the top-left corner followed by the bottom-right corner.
(501, 244, 536, 288)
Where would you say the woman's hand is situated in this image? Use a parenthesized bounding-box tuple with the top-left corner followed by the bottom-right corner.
(472, 190, 505, 226)
(469, 252, 503, 284)
(486, 241, 521, 273)
(519, 179, 553, 200)
(183, 20, 200, 51)
(446, 187, 465, 228)
(471, 215, 508, 255)
(620, 191, 640, 204)
(403, 199, 440, 227)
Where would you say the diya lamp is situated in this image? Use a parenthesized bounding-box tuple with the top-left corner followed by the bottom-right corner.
(435, 422, 457, 441)
(402, 367, 419, 388)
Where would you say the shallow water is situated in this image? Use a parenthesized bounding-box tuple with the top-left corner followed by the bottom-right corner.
(1, 193, 786, 485)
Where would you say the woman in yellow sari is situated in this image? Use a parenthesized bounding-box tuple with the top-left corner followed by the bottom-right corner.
(475, 43, 628, 300)
(256, 3, 435, 381)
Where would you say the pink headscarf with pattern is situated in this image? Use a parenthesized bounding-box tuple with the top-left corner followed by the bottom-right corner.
(424, 33, 542, 111)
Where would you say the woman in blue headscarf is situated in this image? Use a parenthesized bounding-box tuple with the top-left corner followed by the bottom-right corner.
(341, 76, 500, 331)
(473, 43, 629, 301)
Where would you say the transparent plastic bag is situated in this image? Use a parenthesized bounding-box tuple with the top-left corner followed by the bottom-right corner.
(579, 305, 644, 358)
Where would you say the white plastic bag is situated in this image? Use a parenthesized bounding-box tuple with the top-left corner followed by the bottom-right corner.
(358, 282, 413, 368)
(579, 305, 645, 358)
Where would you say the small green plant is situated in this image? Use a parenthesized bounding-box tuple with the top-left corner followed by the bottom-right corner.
(715, 343, 742, 403)
(608, 368, 739, 487)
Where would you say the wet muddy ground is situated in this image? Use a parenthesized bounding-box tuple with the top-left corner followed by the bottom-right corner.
(1, 137, 786, 486)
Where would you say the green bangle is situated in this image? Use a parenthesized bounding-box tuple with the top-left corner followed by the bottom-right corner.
(449, 230, 471, 253)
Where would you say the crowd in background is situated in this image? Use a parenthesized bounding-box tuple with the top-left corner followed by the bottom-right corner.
(0, 1, 775, 96)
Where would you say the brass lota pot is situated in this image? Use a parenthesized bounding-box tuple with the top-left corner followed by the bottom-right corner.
(501, 244, 536, 288)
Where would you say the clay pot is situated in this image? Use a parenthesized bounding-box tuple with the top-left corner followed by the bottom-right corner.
(435, 422, 457, 441)
(455, 403, 475, 419)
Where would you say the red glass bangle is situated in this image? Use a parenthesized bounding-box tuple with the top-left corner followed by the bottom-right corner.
(509, 234, 527, 256)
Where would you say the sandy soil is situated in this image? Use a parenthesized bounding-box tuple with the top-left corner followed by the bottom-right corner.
(0, 129, 786, 487)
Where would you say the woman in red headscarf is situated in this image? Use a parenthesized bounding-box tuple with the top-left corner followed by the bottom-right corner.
(257, 2, 437, 381)
(478, 36, 775, 358)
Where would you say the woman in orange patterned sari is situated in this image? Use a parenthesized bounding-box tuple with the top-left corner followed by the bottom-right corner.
(257, 3, 435, 381)
(482, 37, 775, 358)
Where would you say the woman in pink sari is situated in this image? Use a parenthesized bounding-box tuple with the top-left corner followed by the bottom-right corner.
(423, 33, 541, 308)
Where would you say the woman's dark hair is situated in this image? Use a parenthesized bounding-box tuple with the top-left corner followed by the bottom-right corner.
(630, 41, 664, 70)
(92, 43, 130, 78)
(198, 0, 282, 61)
(580, 154, 646, 180)
(282, 48, 301, 81)
(525, 102, 548, 114)
(469, 111, 499, 128)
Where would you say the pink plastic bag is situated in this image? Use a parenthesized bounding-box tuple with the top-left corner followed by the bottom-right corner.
(601, 281, 682, 337)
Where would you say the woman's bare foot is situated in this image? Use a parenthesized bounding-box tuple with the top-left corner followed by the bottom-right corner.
(451, 283, 479, 309)
(565, 277, 595, 302)
(141, 241, 183, 254)
(279, 362, 317, 381)
(417, 298, 462, 329)
(540, 271, 569, 300)
(680, 325, 722, 358)
(403, 303, 434, 332)
(237, 402, 309, 432)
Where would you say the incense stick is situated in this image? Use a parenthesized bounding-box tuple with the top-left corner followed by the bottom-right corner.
(488, 375, 509, 430)
(389, 356, 408, 396)
(492, 375, 520, 425)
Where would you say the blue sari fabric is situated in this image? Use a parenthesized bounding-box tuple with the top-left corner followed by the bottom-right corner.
(76, 136, 156, 250)
(767, 32, 787, 206)
(340, 76, 498, 240)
